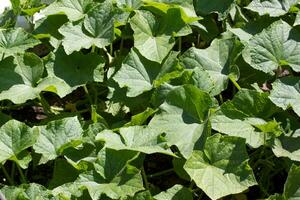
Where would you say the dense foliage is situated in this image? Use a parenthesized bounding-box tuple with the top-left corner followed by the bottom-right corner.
(0, 0, 300, 199)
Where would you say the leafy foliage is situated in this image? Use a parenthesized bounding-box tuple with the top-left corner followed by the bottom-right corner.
(0, 0, 300, 199)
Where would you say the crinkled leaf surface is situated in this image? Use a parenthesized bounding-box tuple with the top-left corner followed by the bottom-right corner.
(96, 126, 174, 155)
(76, 148, 144, 200)
(129, 10, 175, 63)
(0, 28, 40, 57)
(154, 184, 193, 200)
(113, 48, 161, 97)
(245, 0, 298, 17)
(148, 85, 214, 158)
(184, 134, 257, 200)
(243, 20, 300, 74)
(211, 89, 278, 148)
(180, 37, 241, 96)
(33, 116, 83, 164)
(0, 120, 39, 168)
(269, 77, 300, 117)
(42, 0, 93, 21)
(59, 1, 114, 54)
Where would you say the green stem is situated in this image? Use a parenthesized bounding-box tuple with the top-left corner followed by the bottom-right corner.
(147, 168, 173, 178)
(39, 94, 52, 115)
(110, 43, 113, 57)
(141, 167, 149, 190)
(1, 165, 13, 185)
(229, 77, 241, 91)
(219, 94, 224, 104)
(83, 85, 93, 105)
(17, 164, 27, 184)
(91, 45, 96, 53)
(178, 37, 182, 52)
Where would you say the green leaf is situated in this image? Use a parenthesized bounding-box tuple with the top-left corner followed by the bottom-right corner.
(211, 89, 279, 148)
(184, 134, 257, 200)
(59, 1, 114, 54)
(47, 47, 105, 88)
(129, 10, 176, 63)
(0, 28, 40, 57)
(193, 0, 236, 19)
(272, 135, 300, 161)
(269, 77, 300, 117)
(283, 164, 300, 199)
(154, 185, 193, 200)
(180, 37, 242, 96)
(113, 48, 161, 97)
(295, 12, 300, 26)
(243, 20, 300, 74)
(245, 0, 298, 17)
(1, 183, 52, 200)
(149, 85, 214, 158)
(77, 148, 144, 200)
(33, 116, 83, 164)
(116, 0, 143, 11)
(96, 126, 174, 155)
(0, 120, 39, 168)
(41, 0, 93, 21)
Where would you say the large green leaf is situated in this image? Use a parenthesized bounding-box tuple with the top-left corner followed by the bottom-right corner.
(283, 164, 300, 199)
(193, 0, 236, 19)
(148, 85, 214, 158)
(180, 37, 241, 96)
(96, 126, 174, 155)
(1, 183, 53, 200)
(33, 117, 83, 164)
(243, 20, 300, 74)
(153, 185, 193, 200)
(46, 47, 105, 88)
(0, 120, 39, 168)
(269, 77, 300, 117)
(59, 1, 114, 54)
(211, 89, 279, 148)
(41, 0, 93, 21)
(113, 48, 161, 97)
(245, 0, 298, 17)
(77, 148, 144, 200)
(129, 10, 177, 63)
(0, 28, 40, 57)
(272, 135, 300, 161)
(184, 134, 257, 200)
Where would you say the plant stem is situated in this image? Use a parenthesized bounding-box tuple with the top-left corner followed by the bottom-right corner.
(91, 45, 96, 53)
(39, 94, 52, 115)
(178, 37, 182, 52)
(229, 77, 241, 90)
(16, 164, 27, 184)
(141, 167, 149, 190)
(147, 168, 173, 178)
(1, 165, 13, 185)
(219, 94, 224, 104)
(110, 43, 113, 56)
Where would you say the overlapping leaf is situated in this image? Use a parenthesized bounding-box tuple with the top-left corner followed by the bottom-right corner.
(180, 37, 241, 96)
(148, 85, 214, 158)
(243, 20, 300, 74)
(96, 125, 174, 155)
(33, 116, 83, 164)
(211, 89, 279, 148)
(269, 77, 300, 117)
(184, 134, 257, 200)
(245, 0, 298, 17)
(0, 120, 39, 168)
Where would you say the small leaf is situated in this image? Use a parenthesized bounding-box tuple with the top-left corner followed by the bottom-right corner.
(269, 77, 300, 117)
